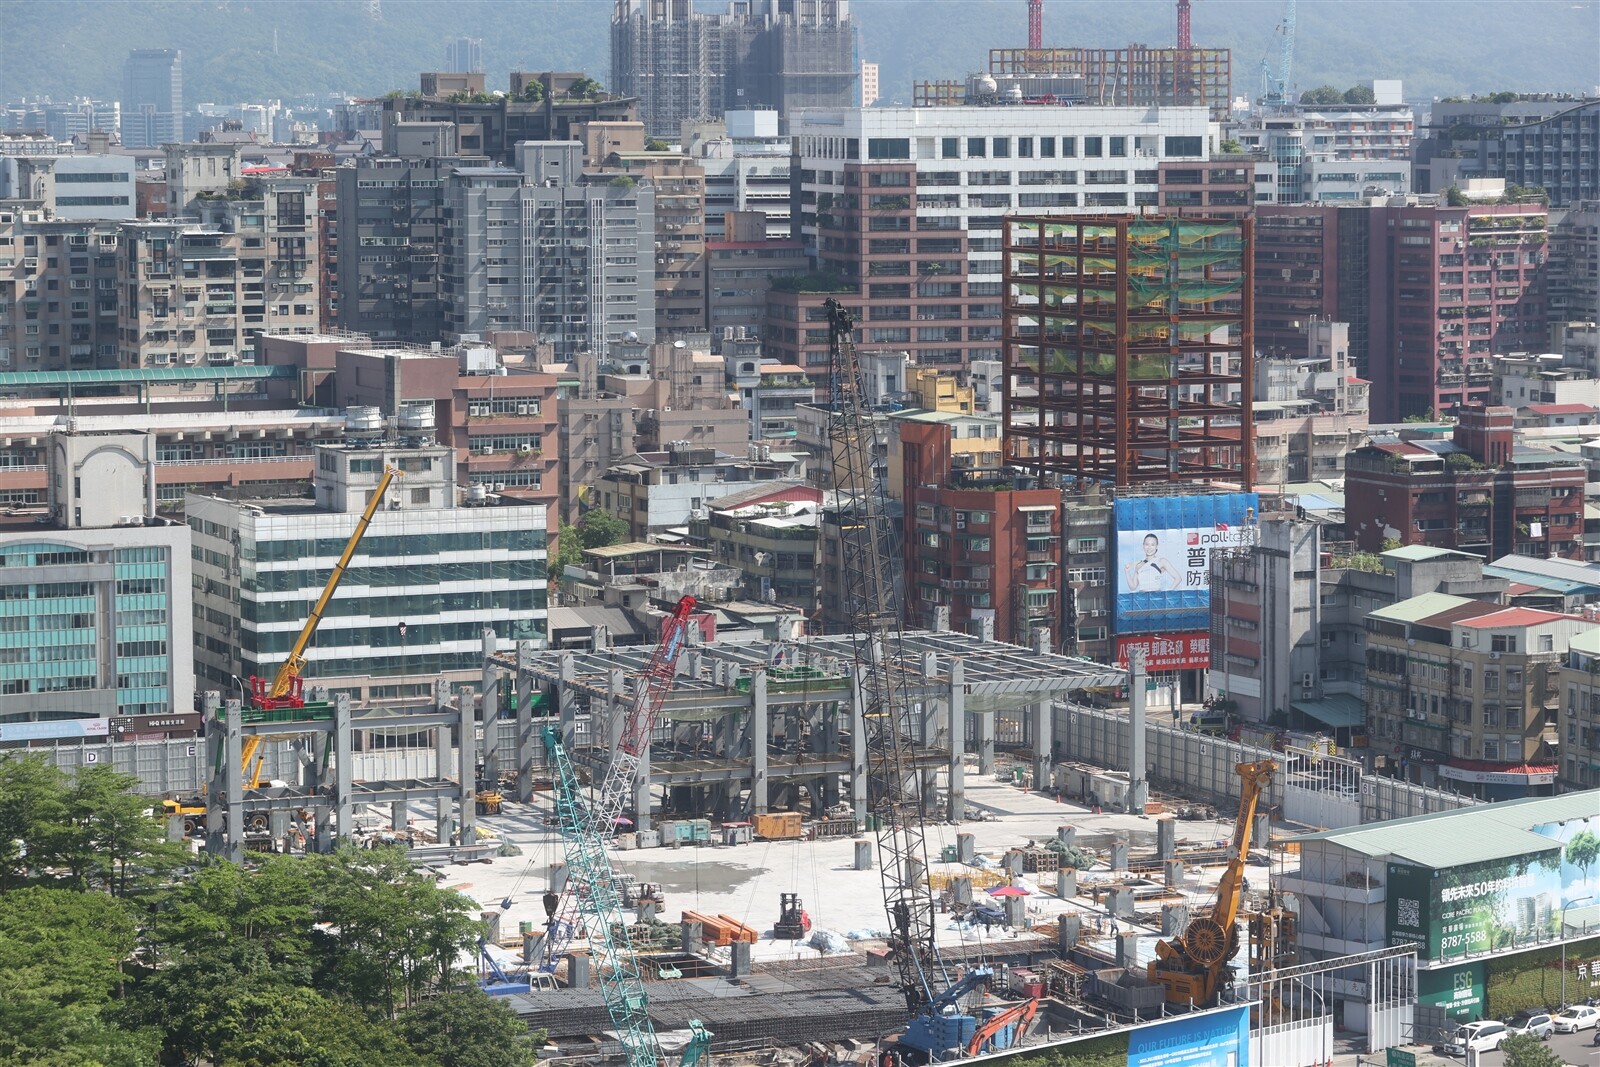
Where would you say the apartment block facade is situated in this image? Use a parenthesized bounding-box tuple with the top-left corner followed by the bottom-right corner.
(1344, 405, 1586, 561)
(1365, 595, 1579, 797)
(1254, 199, 1549, 420)
(1557, 628, 1600, 790)
(1231, 105, 1414, 205)
(441, 142, 656, 356)
(767, 104, 1215, 379)
(121, 48, 182, 149)
(1415, 97, 1600, 208)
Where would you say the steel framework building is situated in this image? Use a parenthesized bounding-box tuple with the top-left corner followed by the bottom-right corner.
(986, 48, 1230, 118)
(1002, 215, 1254, 490)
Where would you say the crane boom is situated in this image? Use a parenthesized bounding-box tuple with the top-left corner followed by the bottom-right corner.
(538, 596, 697, 973)
(823, 298, 945, 1016)
(253, 465, 400, 708)
(1149, 759, 1277, 1004)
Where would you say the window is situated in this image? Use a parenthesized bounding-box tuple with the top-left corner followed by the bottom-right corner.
(1108, 136, 1127, 157)
(1484, 669, 1499, 692)
(991, 137, 1010, 159)
(1083, 136, 1103, 158)
(410, 488, 431, 505)
(1017, 137, 1033, 158)
(941, 137, 959, 160)
(1491, 634, 1518, 653)
(1039, 137, 1056, 158)
(867, 139, 910, 160)
(1482, 702, 1500, 726)
(967, 137, 986, 159)
(1164, 136, 1203, 156)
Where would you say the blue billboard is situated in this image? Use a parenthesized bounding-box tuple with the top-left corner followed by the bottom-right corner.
(1112, 492, 1259, 636)
(1128, 1005, 1250, 1067)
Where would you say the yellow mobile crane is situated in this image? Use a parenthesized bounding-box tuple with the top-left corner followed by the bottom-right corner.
(1148, 759, 1277, 1005)
(162, 467, 400, 834)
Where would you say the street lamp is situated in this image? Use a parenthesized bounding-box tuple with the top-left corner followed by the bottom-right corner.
(1560, 894, 1593, 1008)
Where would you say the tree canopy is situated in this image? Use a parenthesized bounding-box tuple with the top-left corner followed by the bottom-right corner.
(0, 753, 541, 1067)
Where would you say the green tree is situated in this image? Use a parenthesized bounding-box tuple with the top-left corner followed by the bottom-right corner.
(577, 507, 629, 549)
(1566, 828, 1600, 879)
(1446, 184, 1468, 206)
(309, 846, 482, 1017)
(645, 138, 670, 152)
(51, 765, 185, 895)
(0, 753, 69, 888)
(397, 987, 542, 1067)
(1299, 85, 1344, 106)
(519, 81, 545, 104)
(1502, 1032, 1563, 1067)
(566, 76, 604, 99)
(1343, 84, 1377, 105)
(0, 886, 158, 1067)
(209, 987, 428, 1067)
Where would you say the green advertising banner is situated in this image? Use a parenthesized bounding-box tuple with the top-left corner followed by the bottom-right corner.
(1418, 963, 1486, 1023)
(1387, 850, 1564, 959)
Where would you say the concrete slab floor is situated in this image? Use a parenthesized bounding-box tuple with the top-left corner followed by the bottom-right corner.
(398, 769, 1284, 972)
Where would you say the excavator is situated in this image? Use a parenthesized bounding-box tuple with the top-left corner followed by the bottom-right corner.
(1148, 759, 1277, 1006)
(162, 467, 400, 836)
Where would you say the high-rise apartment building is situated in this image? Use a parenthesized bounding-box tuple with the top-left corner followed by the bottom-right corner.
(444, 36, 484, 74)
(334, 154, 464, 342)
(0, 209, 122, 371)
(861, 62, 879, 108)
(441, 141, 656, 356)
(0, 146, 137, 221)
(1414, 97, 1600, 208)
(1002, 214, 1253, 490)
(1231, 103, 1414, 205)
(121, 49, 182, 149)
(1, 97, 121, 140)
(767, 103, 1216, 380)
(611, 0, 857, 140)
(188, 442, 548, 704)
(1255, 197, 1549, 420)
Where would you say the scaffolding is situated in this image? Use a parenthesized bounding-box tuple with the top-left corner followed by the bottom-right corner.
(1002, 214, 1254, 490)
(988, 47, 1231, 118)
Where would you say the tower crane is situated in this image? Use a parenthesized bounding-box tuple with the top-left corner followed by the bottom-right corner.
(1148, 760, 1277, 1005)
(538, 596, 698, 1067)
(1176, 0, 1192, 50)
(1027, 0, 1042, 50)
(1260, 0, 1296, 105)
(823, 300, 1034, 1063)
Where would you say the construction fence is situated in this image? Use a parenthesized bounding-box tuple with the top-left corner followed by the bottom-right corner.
(1052, 702, 1476, 828)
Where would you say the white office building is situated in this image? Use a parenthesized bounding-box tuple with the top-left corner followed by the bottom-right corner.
(187, 442, 547, 704)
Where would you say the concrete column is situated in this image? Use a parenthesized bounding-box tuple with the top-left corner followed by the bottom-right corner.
(1058, 913, 1081, 954)
(976, 614, 995, 642)
(453, 687, 474, 846)
(391, 799, 409, 834)
(1162, 903, 1189, 937)
(1003, 896, 1027, 928)
(1165, 859, 1186, 888)
(681, 921, 703, 953)
(216, 694, 243, 861)
(951, 876, 973, 905)
(1156, 815, 1177, 860)
(434, 699, 452, 845)
(634, 726, 652, 832)
(751, 670, 769, 815)
(948, 658, 966, 821)
(1031, 630, 1054, 787)
(1001, 850, 1023, 877)
(1110, 836, 1129, 871)
(849, 669, 868, 829)
(567, 954, 591, 989)
(956, 832, 976, 863)
(1109, 886, 1136, 918)
(933, 605, 951, 631)
(854, 840, 873, 870)
(975, 711, 996, 775)
(607, 668, 626, 755)
(479, 628, 498, 791)
(558, 654, 578, 752)
(548, 863, 569, 894)
(729, 941, 752, 978)
(908, 856, 927, 889)
(1128, 648, 1149, 814)
(515, 641, 536, 803)
(334, 694, 354, 845)
(522, 931, 541, 964)
(1254, 813, 1271, 851)
(1057, 824, 1076, 849)
(1056, 867, 1077, 899)
(482, 910, 503, 944)
(1116, 930, 1140, 968)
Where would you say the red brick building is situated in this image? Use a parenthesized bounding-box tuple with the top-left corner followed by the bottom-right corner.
(1254, 200, 1549, 420)
(897, 414, 1061, 645)
(1345, 405, 1585, 561)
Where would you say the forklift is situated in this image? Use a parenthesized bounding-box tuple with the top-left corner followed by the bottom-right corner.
(774, 892, 812, 939)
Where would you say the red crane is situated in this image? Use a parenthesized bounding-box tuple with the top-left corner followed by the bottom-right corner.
(1027, 0, 1042, 49)
(1177, 0, 1192, 49)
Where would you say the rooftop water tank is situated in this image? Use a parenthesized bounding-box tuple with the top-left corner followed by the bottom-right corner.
(398, 401, 435, 432)
(345, 406, 383, 433)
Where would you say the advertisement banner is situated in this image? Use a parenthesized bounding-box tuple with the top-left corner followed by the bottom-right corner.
(1417, 963, 1485, 1023)
(1128, 1005, 1249, 1067)
(1112, 493, 1259, 635)
(1116, 633, 1212, 673)
(1387, 813, 1600, 962)
(0, 718, 109, 743)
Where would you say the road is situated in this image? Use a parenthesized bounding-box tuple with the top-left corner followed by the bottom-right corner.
(1417, 1027, 1600, 1067)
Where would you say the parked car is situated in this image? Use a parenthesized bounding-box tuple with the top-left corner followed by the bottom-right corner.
(1504, 1010, 1555, 1040)
(1552, 1005, 1600, 1033)
(1443, 1021, 1508, 1054)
